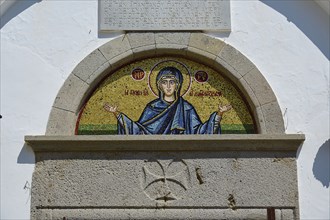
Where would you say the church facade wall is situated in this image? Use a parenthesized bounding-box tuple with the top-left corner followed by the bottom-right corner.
(0, 1, 329, 219)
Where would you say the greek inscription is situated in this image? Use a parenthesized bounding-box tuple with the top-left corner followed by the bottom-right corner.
(124, 88, 149, 96)
(188, 89, 222, 97)
(99, 0, 231, 31)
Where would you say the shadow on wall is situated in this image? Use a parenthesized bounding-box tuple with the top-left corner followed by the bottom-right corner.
(0, 0, 41, 29)
(260, 0, 330, 60)
(313, 139, 330, 188)
(17, 143, 35, 164)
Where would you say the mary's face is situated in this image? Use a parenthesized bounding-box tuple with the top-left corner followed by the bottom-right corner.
(160, 77, 177, 97)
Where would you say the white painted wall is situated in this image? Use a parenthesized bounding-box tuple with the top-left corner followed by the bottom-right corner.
(1, 0, 329, 219)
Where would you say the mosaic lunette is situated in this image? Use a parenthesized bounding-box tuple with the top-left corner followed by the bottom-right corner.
(77, 57, 255, 135)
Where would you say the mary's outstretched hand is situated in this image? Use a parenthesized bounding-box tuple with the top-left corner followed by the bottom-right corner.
(218, 104, 232, 116)
(104, 103, 120, 117)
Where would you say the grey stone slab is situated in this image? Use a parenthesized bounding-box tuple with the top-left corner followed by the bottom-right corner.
(99, 0, 231, 31)
(238, 77, 261, 109)
(133, 45, 157, 59)
(52, 74, 89, 113)
(85, 61, 111, 86)
(25, 134, 305, 152)
(218, 45, 256, 77)
(281, 209, 295, 220)
(155, 32, 191, 46)
(72, 49, 108, 82)
(256, 104, 267, 134)
(108, 49, 134, 70)
(244, 68, 277, 106)
(275, 209, 282, 220)
(127, 32, 155, 49)
(47, 208, 267, 220)
(187, 46, 217, 67)
(156, 44, 188, 56)
(31, 151, 298, 209)
(189, 33, 226, 55)
(99, 35, 132, 61)
(45, 107, 77, 135)
(259, 102, 285, 134)
(214, 56, 242, 83)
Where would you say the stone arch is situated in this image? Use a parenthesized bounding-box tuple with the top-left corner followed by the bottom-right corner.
(46, 32, 284, 135)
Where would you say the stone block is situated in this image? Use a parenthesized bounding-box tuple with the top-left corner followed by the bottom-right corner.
(214, 56, 242, 83)
(275, 209, 282, 220)
(281, 209, 295, 220)
(48, 208, 267, 220)
(85, 61, 111, 86)
(189, 33, 225, 55)
(256, 104, 267, 134)
(155, 32, 190, 46)
(238, 77, 261, 110)
(244, 67, 277, 106)
(259, 102, 285, 134)
(218, 45, 255, 76)
(53, 74, 89, 113)
(108, 49, 134, 70)
(127, 32, 155, 49)
(155, 44, 188, 56)
(32, 151, 297, 208)
(99, 35, 132, 61)
(133, 44, 157, 59)
(45, 107, 77, 135)
(186, 46, 217, 67)
(72, 49, 108, 82)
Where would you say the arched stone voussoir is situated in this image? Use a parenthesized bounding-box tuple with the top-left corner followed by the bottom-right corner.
(46, 107, 77, 135)
(46, 33, 285, 135)
(188, 33, 226, 56)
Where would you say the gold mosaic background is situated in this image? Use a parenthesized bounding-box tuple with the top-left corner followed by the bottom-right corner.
(77, 57, 256, 134)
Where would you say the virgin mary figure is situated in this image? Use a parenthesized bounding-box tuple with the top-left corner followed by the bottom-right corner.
(104, 67, 231, 135)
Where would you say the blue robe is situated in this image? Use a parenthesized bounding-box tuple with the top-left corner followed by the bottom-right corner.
(117, 97, 221, 135)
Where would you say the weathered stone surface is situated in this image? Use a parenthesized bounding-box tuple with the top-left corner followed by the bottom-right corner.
(25, 134, 305, 152)
(256, 104, 267, 134)
(108, 49, 134, 69)
(132, 45, 157, 59)
(45, 208, 267, 220)
(31, 150, 297, 208)
(189, 33, 225, 55)
(155, 44, 188, 56)
(214, 56, 242, 83)
(52, 74, 89, 113)
(127, 32, 155, 49)
(259, 102, 285, 134)
(45, 108, 77, 135)
(244, 67, 277, 106)
(85, 61, 111, 86)
(187, 47, 217, 67)
(238, 77, 261, 109)
(27, 135, 303, 219)
(155, 32, 191, 46)
(99, 0, 231, 31)
(72, 49, 108, 82)
(99, 35, 132, 61)
(218, 45, 255, 77)
(281, 209, 295, 220)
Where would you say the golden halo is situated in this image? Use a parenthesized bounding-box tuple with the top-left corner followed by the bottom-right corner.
(148, 60, 192, 97)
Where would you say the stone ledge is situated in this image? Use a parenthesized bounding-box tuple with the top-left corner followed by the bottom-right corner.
(25, 134, 304, 152)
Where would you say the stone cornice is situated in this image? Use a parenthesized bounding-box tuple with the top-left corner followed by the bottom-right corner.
(25, 134, 305, 152)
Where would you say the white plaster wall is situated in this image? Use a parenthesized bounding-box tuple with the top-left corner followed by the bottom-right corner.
(0, 0, 329, 219)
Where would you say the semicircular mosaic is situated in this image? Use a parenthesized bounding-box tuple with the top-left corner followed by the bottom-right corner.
(76, 56, 256, 135)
